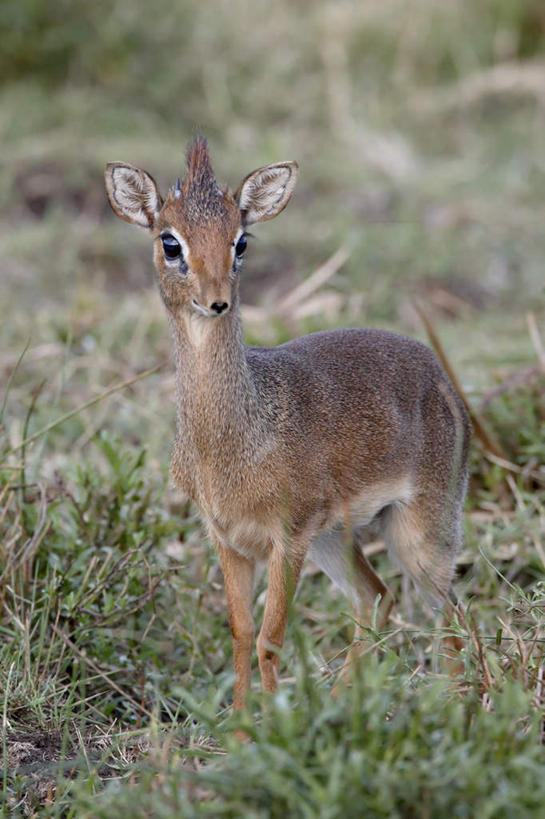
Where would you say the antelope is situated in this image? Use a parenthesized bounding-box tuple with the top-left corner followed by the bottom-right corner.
(104, 137, 470, 710)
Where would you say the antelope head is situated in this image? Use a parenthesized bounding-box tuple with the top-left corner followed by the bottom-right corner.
(105, 137, 298, 318)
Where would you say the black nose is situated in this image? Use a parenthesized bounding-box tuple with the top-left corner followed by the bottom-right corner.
(210, 301, 228, 314)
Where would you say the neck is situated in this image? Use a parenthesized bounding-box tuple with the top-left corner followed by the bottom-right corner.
(167, 300, 262, 461)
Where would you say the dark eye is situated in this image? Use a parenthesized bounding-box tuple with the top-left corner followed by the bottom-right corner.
(235, 234, 247, 257)
(162, 234, 181, 260)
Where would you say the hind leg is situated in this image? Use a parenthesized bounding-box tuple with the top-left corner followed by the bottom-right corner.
(351, 536, 394, 630)
(308, 528, 394, 683)
(441, 599, 465, 675)
(381, 495, 464, 671)
(381, 494, 461, 604)
(309, 528, 393, 627)
(338, 542, 395, 685)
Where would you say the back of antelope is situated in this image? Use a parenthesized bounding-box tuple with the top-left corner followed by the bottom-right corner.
(105, 137, 471, 710)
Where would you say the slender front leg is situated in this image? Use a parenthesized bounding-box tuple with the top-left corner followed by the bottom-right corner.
(257, 545, 305, 694)
(216, 542, 255, 710)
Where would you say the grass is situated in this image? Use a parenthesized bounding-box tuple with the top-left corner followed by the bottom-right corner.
(1, 0, 545, 815)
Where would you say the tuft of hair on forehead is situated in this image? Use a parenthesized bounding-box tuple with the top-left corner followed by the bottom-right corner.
(185, 136, 215, 187)
(176, 136, 226, 223)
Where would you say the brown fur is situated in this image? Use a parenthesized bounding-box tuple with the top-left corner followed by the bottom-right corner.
(175, 137, 229, 224)
(105, 140, 471, 710)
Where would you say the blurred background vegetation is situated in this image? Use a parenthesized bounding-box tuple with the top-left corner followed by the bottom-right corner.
(2, 0, 544, 333)
(1, 0, 545, 814)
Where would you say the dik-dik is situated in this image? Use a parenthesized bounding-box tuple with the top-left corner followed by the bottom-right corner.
(105, 137, 470, 709)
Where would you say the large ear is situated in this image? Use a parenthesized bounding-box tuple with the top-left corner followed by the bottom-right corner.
(104, 162, 163, 229)
(234, 161, 298, 225)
